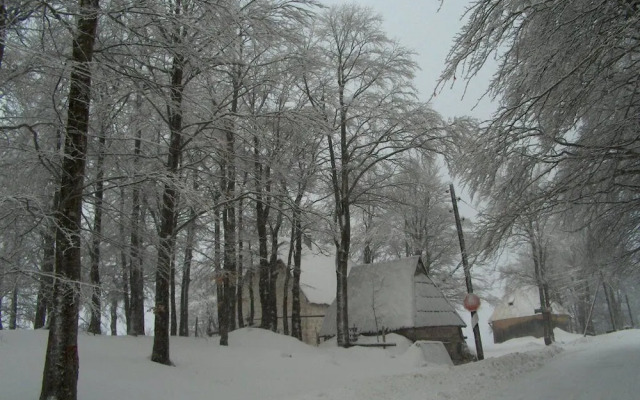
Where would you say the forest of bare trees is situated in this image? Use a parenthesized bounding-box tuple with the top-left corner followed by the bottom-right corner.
(0, 1, 457, 398)
(440, 0, 640, 341)
(0, 1, 638, 399)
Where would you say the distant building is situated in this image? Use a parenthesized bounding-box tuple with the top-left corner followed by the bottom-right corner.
(319, 256, 471, 363)
(241, 246, 336, 345)
(489, 286, 572, 343)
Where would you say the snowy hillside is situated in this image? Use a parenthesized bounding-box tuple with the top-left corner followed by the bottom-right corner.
(2, 327, 638, 399)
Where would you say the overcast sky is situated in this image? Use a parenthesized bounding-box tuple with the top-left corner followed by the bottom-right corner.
(321, 0, 496, 121)
(322, 1, 504, 295)
(319, 1, 499, 220)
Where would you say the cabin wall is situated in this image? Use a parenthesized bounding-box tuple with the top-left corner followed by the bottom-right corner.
(491, 314, 572, 343)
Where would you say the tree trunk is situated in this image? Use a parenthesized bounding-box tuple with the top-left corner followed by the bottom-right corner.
(257, 210, 270, 330)
(129, 93, 144, 336)
(363, 244, 372, 264)
(118, 187, 131, 335)
(151, 47, 184, 365)
(219, 124, 237, 345)
(529, 222, 553, 345)
(179, 208, 196, 337)
(328, 121, 351, 347)
(603, 279, 618, 332)
(170, 251, 178, 336)
(291, 201, 303, 341)
(0, 0, 6, 69)
(110, 296, 118, 336)
(40, 1, 99, 398)
(9, 282, 18, 329)
(267, 208, 284, 332)
(236, 191, 245, 328)
(88, 133, 106, 335)
(614, 288, 625, 328)
(335, 232, 350, 347)
(222, 118, 237, 340)
(248, 241, 255, 326)
(214, 208, 222, 335)
(35, 223, 56, 329)
(255, 135, 272, 330)
(283, 223, 294, 336)
(578, 281, 594, 335)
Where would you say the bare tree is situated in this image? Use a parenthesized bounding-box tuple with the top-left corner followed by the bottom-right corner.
(440, 0, 640, 272)
(87, 131, 106, 335)
(40, 0, 99, 398)
(303, 4, 444, 346)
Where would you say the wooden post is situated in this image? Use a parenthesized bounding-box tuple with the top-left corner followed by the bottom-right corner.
(449, 184, 484, 360)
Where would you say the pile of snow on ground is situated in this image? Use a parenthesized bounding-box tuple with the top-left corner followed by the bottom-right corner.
(1, 326, 628, 400)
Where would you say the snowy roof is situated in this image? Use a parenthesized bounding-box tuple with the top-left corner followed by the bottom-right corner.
(299, 248, 337, 305)
(489, 286, 570, 322)
(319, 256, 466, 336)
(274, 240, 344, 306)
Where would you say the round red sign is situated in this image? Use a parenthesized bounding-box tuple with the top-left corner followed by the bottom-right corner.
(463, 293, 481, 312)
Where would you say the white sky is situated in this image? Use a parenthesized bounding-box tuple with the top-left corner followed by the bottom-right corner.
(321, 0, 497, 121)
(320, 0, 498, 221)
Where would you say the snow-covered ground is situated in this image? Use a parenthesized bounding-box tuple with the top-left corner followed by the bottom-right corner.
(1, 327, 638, 399)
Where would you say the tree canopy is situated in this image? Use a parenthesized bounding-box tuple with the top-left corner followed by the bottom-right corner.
(440, 0, 640, 267)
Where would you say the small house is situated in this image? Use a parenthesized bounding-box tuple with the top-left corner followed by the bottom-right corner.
(319, 256, 470, 363)
(489, 286, 572, 343)
(241, 246, 336, 345)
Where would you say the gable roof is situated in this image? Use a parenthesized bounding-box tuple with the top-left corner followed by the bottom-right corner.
(319, 256, 465, 336)
(489, 286, 571, 322)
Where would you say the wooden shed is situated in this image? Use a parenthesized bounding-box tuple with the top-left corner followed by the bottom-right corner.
(319, 256, 470, 363)
(489, 286, 572, 343)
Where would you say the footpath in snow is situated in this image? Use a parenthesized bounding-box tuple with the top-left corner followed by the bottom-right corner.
(0, 328, 638, 400)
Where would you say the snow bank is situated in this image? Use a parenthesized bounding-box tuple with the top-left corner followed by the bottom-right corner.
(0, 327, 634, 400)
(398, 340, 453, 367)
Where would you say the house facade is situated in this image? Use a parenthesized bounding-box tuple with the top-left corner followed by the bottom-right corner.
(319, 256, 471, 363)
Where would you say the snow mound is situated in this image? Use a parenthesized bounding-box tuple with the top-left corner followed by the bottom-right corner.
(229, 327, 316, 353)
(399, 340, 453, 367)
(318, 333, 413, 357)
(3, 327, 636, 400)
(553, 328, 584, 344)
(484, 328, 583, 358)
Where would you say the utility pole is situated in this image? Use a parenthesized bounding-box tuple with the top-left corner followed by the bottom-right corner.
(449, 184, 484, 360)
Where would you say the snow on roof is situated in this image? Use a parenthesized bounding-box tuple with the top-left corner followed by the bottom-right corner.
(489, 286, 570, 322)
(299, 248, 337, 305)
(274, 240, 343, 306)
(414, 273, 468, 327)
(319, 256, 465, 336)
